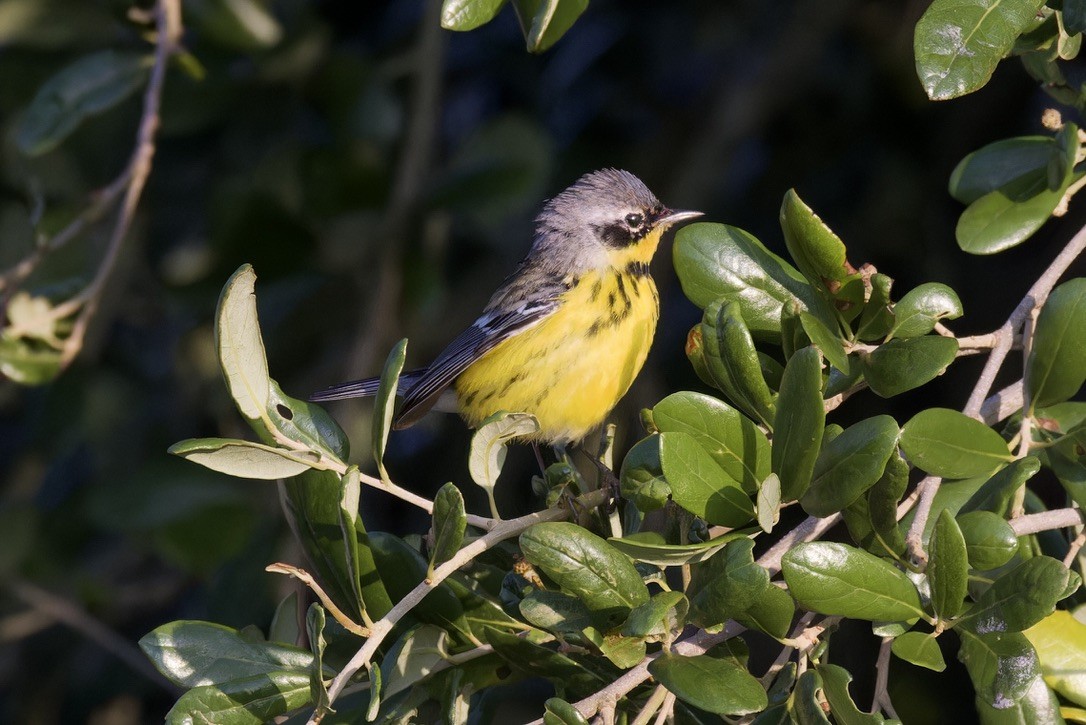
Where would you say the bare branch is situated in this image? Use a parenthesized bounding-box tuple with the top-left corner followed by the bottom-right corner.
(1009, 507, 1084, 536)
(904, 475, 942, 566)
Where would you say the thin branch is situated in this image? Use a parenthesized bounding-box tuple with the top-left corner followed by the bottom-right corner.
(963, 220, 1086, 417)
(316, 488, 609, 717)
(1009, 507, 1084, 536)
(8, 578, 177, 692)
(54, 0, 183, 369)
(980, 380, 1024, 426)
(871, 636, 899, 720)
(904, 475, 942, 566)
(760, 513, 842, 576)
(629, 685, 669, 725)
(1064, 530, 1086, 568)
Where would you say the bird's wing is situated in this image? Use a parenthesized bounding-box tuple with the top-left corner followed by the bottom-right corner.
(309, 369, 427, 402)
(394, 298, 561, 428)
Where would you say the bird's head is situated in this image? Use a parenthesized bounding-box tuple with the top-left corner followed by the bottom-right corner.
(532, 168, 702, 271)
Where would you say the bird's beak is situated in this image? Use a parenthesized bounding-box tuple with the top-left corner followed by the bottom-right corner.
(654, 208, 704, 228)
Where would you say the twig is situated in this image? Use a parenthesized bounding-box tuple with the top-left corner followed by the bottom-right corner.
(760, 514, 842, 576)
(1064, 530, 1086, 568)
(630, 685, 670, 725)
(980, 380, 1024, 426)
(652, 692, 676, 725)
(53, 0, 183, 369)
(904, 475, 942, 566)
(1008, 507, 1084, 536)
(8, 578, 177, 692)
(963, 220, 1086, 417)
(871, 636, 899, 720)
(315, 488, 609, 718)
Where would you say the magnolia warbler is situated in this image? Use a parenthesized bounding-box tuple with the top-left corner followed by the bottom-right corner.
(310, 169, 701, 444)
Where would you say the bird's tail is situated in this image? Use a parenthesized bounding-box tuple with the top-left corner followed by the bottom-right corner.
(308, 369, 427, 402)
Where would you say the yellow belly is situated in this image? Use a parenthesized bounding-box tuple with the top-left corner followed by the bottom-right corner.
(454, 270, 659, 443)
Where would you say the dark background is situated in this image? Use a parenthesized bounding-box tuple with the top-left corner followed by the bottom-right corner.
(1, 0, 1082, 721)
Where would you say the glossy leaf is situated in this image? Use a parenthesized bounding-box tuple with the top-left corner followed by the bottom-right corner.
(216, 265, 270, 421)
(652, 391, 770, 493)
(607, 530, 744, 567)
(794, 669, 833, 724)
(441, 0, 508, 30)
(799, 310, 849, 372)
(673, 222, 830, 337)
(929, 510, 969, 620)
(973, 676, 1063, 723)
(816, 663, 885, 724)
(649, 653, 768, 715)
(860, 335, 959, 398)
(960, 456, 1041, 517)
(306, 604, 329, 716)
(165, 671, 311, 725)
(949, 137, 1055, 204)
(700, 300, 776, 426)
(368, 532, 465, 629)
(660, 431, 754, 527)
(543, 697, 590, 725)
(899, 408, 1013, 478)
(855, 273, 895, 341)
(373, 338, 407, 483)
(957, 510, 1019, 570)
(891, 631, 947, 671)
(268, 592, 301, 647)
(690, 539, 770, 627)
(623, 591, 689, 639)
(868, 452, 909, 555)
(168, 438, 317, 479)
(915, 0, 1047, 100)
(519, 590, 597, 636)
(265, 381, 349, 461)
(430, 482, 467, 571)
(139, 621, 316, 688)
(618, 434, 670, 512)
(1025, 610, 1086, 707)
(511, 0, 588, 53)
(889, 283, 963, 339)
(381, 625, 452, 699)
(956, 172, 1069, 255)
(779, 189, 854, 294)
(519, 522, 649, 622)
(337, 466, 371, 622)
(772, 346, 826, 501)
(16, 50, 149, 155)
(800, 415, 899, 517)
(485, 627, 607, 699)
(1028, 278, 1086, 409)
(961, 556, 1073, 634)
(737, 582, 796, 640)
(781, 542, 924, 622)
(958, 630, 1041, 708)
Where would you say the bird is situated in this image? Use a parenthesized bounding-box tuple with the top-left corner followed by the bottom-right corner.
(310, 169, 702, 444)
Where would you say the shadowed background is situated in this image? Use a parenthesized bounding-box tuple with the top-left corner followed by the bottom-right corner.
(0, 0, 1082, 721)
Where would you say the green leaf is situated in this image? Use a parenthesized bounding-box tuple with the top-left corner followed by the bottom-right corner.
(957, 510, 1019, 570)
(215, 265, 271, 421)
(268, 592, 301, 647)
(959, 630, 1041, 708)
(373, 339, 407, 483)
(800, 415, 899, 518)
(165, 671, 312, 725)
(869, 452, 910, 556)
(619, 434, 670, 512)
(511, 0, 588, 53)
(543, 697, 590, 725)
(368, 532, 465, 630)
(960, 556, 1073, 633)
(623, 591, 689, 639)
(956, 174, 1071, 255)
(673, 222, 830, 338)
(652, 391, 771, 493)
(779, 189, 855, 294)
(889, 283, 963, 339)
(736, 582, 796, 640)
(758, 473, 782, 533)
(265, 381, 349, 461)
(649, 653, 769, 716)
(690, 539, 770, 627)
(794, 669, 833, 724)
(773, 346, 827, 501)
(855, 273, 895, 342)
(949, 137, 1056, 204)
(139, 621, 316, 688)
(960, 456, 1041, 517)
(1028, 278, 1086, 409)
(899, 408, 1013, 478)
(929, 510, 970, 620)
(484, 627, 607, 699)
(441, 0, 508, 30)
(469, 411, 540, 501)
(799, 310, 849, 373)
(660, 431, 755, 527)
(15, 50, 149, 155)
(167, 438, 318, 479)
(430, 482, 467, 571)
(520, 522, 649, 623)
(187, 0, 284, 51)
(781, 542, 924, 622)
(973, 676, 1063, 724)
(607, 530, 745, 567)
(306, 604, 329, 717)
(700, 300, 776, 426)
(519, 590, 598, 637)
(860, 335, 960, 398)
(816, 663, 886, 724)
(914, 0, 1047, 100)
(892, 631, 947, 671)
(1025, 610, 1086, 708)
(0, 334, 63, 385)
(380, 624, 452, 699)
(337, 467, 368, 622)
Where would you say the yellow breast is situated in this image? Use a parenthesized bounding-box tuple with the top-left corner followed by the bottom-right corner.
(453, 268, 659, 443)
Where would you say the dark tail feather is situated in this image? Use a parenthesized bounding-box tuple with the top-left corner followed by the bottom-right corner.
(309, 369, 427, 403)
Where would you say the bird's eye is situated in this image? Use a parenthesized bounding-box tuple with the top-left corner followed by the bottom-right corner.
(625, 212, 644, 228)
